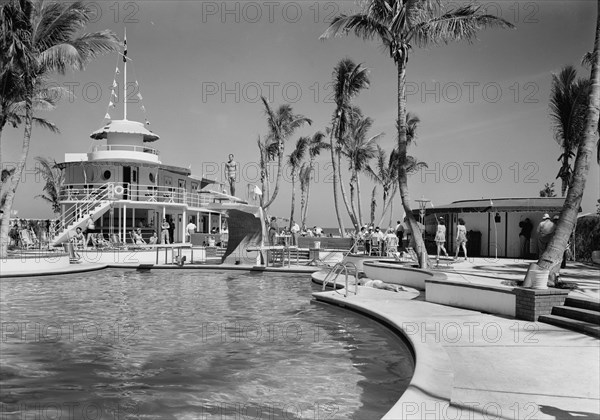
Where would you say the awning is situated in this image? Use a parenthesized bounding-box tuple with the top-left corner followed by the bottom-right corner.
(414, 197, 578, 214)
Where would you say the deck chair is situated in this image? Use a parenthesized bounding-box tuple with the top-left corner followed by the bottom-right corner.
(386, 236, 399, 257)
(369, 238, 381, 256)
(109, 234, 127, 250)
(19, 230, 36, 249)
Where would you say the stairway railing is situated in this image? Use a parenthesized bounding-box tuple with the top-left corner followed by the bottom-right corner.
(322, 261, 359, 297)
(53, 183, 112, 240)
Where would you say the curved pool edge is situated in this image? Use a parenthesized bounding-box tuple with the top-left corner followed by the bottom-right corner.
(312, 289, 454, 420)
(1, 263, 108, 278)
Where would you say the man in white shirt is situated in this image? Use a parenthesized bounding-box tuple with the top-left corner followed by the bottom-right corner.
(290, 220, 300, 246)
(186, 219, 197, 243)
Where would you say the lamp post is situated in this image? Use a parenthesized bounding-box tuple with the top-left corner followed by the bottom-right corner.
(415, 196, 431, 225)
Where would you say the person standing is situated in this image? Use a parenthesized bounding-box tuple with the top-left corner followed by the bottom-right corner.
(290, 220, 300, 246)
(268, 217, 278, 245)
(537, 214, 555, 256)
(161, 218, 170, 244)
(85, 213, 96, 249)
(186, 218, 197, 243)
(518, 218, 533, 259)
(435, 217, 449, 263)
(225, 154, 238, 197)
(395, 220, 404, 247)
(454, 218, 468, 260)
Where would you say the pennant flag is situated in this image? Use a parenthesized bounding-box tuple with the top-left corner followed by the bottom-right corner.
(111, 90, 117, 98)
(140, 105, 146, 112)
(108, 101, 114, 108)
(104, 113, 111, 119)
(123, 36, 127, 63)
(135, 80, 139, 86)
(145, 120, 150, 125)
(115, 67, 120, 74)
(136, 92, 143, 100)
(112, 80, 117, 88)
(253, 185, 263, 195)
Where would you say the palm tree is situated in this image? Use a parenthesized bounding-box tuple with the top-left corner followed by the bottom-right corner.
(287, 136, 309, 228)
(549, 66, 590, 196)
(328, 58, 370, 235)
(260, 96, 312, 210)
(0, 0, 119, 258)
(538, 0, 600, 281)
(341, 108, 381, 226)
(34, 156, 63, 214)
(322, 0, 513, 266)
(301, 131, 328, 226)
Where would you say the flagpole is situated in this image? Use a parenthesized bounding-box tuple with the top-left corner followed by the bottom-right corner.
(491, 199, 498, 259)
(123, 28, 127, 120)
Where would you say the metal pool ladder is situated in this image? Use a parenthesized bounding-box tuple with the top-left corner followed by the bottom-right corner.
(321, 262, 359, 297)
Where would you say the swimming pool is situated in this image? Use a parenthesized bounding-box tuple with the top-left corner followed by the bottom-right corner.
(0, 269, 414, 419)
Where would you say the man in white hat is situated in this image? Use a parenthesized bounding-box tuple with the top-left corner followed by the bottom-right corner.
(536, 214, 555, 256)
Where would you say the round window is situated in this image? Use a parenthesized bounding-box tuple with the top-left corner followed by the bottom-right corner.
(149, 173, 155, 183)
(102, 170, 111, 180)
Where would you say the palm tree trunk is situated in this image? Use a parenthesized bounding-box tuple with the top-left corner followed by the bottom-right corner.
(289, 173, 296, 229)
(356, 173, 364, 226)
(537, 1, 600, 277)
(377, 186, 397, 227)
(337, 152, 358, 231)
(560, 153, 570, 196)
(348, 170, 360, 228)
(302, 160, 314, 225)
(0, 91, 32, 258)
(328, 122, 346, 237)
(263, 144, 283, 209)
(396, 55, 429, 268)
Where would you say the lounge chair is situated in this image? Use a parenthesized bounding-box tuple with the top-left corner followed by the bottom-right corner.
(19, 230, 37, 249)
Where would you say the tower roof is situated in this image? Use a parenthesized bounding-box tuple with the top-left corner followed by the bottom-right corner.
(90, 119, 159, 142)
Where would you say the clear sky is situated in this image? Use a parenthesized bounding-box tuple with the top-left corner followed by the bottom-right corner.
(3, 0, 599, 226)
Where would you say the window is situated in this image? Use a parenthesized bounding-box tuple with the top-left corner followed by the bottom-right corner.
(191, 182, 199, 192)
(102, 170, 111, 180)
(149, 173, 155, 183)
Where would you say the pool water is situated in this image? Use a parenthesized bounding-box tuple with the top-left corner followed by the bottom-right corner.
(0, 269, 414, 419)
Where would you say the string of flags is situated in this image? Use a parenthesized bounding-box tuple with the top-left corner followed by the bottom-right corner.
(103, 61, 152, 127)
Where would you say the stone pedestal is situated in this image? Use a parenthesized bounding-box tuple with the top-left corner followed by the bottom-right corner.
(514, 287, 569, 321)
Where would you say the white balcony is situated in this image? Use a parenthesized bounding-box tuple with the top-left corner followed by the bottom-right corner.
(88, 144, 160, 163)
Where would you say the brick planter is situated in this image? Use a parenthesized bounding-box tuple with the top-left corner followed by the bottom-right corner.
(514, 287, 570, 321)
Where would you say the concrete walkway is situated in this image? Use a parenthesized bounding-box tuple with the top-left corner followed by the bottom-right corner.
(431, 257, 600, 301)
(313, 287, 600, 420)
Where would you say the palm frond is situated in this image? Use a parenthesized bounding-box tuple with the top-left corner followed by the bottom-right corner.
(409, 5, 514, 47)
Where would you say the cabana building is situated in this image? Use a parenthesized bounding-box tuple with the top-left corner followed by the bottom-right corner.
(416, 197, 575, 259)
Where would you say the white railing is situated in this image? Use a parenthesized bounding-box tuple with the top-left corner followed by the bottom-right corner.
(54, 183, 112, 239)
(59, 183, 226, 208)
(92, 144, 160, 156)
(322, 261, 359, 297)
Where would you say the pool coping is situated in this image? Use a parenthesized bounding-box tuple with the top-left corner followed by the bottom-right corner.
(0, 262, 321, 278)
(1, 263, 108, 278)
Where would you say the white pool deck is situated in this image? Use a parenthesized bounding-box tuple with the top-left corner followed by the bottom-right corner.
(1, 256, 598, 419)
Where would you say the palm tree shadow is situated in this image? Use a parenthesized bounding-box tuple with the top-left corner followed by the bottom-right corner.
(538, 405, 599, 419)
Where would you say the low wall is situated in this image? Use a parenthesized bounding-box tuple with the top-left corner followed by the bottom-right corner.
(298, 237, 354, 250)
(426, 280, 516, 317)
(363, 261, 434, 290)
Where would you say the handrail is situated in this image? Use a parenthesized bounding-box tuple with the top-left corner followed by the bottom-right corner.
(322, 261, 359, 298)
(52, 183, 112, 239)
(59, 183, 231, 207)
